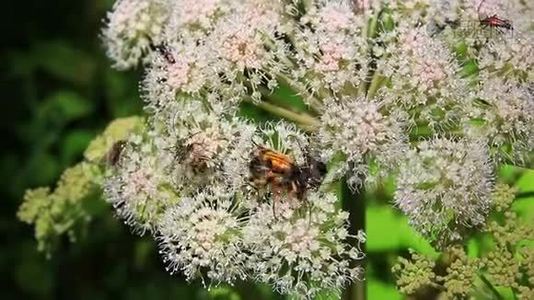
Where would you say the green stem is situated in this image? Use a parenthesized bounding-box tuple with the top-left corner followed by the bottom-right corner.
(358, 9, 382, 97)
(479, 274, 504, 300)
(249, 100, 320, 132)
(341, 176, 366, 300)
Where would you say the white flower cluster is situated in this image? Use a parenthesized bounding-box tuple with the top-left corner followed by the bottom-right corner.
(101, 0, 533, 296)
(245, 192, 365, 297)
(394, 138, 493, 244)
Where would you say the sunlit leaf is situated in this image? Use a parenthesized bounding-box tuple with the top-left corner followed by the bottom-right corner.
(515, 169, 534, 193)
(368, 279, 402, 300)
(367, 205, 438, 257)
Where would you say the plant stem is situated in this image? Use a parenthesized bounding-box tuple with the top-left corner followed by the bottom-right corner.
(249, 100, 320, 132)
(479, 274, 504, 300)
(341, 176, 366, 300)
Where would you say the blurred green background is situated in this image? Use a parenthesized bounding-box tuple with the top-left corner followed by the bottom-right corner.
(8, 1, 532, 300)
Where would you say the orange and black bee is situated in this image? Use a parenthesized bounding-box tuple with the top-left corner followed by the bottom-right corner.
(249, 146, 326, 203)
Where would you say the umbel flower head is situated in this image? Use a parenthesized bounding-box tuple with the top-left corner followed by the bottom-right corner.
(244, 192, 365, 298)
(157, 188, 249, 285)
(102, 0, 168, 70)
(95, 0, 534, 297)
(104, 127, 178, 234)
(394, 138, 494, 244)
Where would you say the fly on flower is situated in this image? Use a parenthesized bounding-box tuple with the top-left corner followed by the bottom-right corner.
(171, 131, 221, 174)
(249, 146, 326, 204)
(106, 140, 127, 167)
(151, 43, 176, 64)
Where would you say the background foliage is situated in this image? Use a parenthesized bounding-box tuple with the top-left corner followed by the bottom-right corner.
(2, 1, 533, 299)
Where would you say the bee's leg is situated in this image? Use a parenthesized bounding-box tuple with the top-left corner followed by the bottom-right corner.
(298, 193, 312, 227)
(271, 185, 283, 220)
(246, 180, 260, 193)
(272, 196, 276, 219)
(272, 190, 279, 220)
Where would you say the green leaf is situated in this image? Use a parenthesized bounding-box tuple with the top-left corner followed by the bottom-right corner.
(208, 286, 241, 300)
(515, 169, 534, 193)
(26, 152, 60, 185)
(454, 41, 469, 60)
(467, 238, 480, 258)
(61, 129, 95, 163)
(312, 289, 339, 300)
(461, 59, 479, 78)
(367, 205, 438, 257)
(134, 239, 154, 270)
(32, 41, 96, 85)
(104, 70, 142, 117)
(368, 279, 402, 300)
(512, 198, 534, 221)
(42, 91, 94, 122)
(267, 83, 308, 112)
(238, 101, 279, 123)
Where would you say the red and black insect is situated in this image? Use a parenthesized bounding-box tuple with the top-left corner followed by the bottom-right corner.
(477, 0, 513, 31)
(480, 15, 513, 31)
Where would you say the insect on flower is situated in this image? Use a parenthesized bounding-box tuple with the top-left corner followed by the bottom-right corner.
(249, 146, 327, 205)
(106, 140, 127, 167)
(477, 0, 513, 32)
(151, 43, 176, 64)
(171, 132, 221, 174)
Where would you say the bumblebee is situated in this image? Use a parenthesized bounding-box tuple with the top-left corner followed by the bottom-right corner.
(249, 146, 326, 202)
